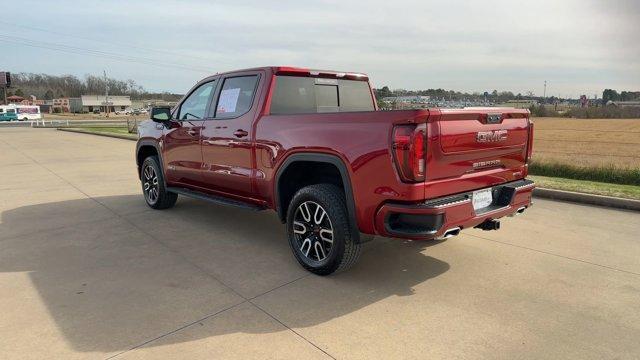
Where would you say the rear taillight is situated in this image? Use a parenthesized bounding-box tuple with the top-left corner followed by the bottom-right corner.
(526, 119, 534, 162)
(392, 124, 426, 182)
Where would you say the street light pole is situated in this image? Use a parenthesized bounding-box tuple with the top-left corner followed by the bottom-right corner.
(1, 71, 8, 105)
(104, 70, 109, 117)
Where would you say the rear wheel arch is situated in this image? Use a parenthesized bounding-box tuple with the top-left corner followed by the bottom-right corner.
(274, 153, 361, 242)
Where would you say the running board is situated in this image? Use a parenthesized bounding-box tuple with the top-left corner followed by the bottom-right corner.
(167, 187, 266, 211)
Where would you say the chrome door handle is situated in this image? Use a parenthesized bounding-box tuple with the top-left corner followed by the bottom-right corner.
(233, 129, 248, 138)
(187, 129, 199, 136)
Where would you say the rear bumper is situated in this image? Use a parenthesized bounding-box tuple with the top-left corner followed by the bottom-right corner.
(374, 179, 535, 240)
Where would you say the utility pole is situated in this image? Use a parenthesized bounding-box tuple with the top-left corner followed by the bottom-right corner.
(543, 80, 547, 100)
(103, 70, 109, 117)
(0, 71, 9, 105)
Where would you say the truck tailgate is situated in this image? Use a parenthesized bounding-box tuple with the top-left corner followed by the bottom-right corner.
(427, 108, 531, 183)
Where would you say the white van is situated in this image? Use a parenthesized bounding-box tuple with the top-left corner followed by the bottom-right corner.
(13, 105, 42, 121)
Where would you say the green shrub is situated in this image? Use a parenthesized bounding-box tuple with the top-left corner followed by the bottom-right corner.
(564, 106, 640, 119)
(528, 105, 561, 117)
(529, 104, 640, 118)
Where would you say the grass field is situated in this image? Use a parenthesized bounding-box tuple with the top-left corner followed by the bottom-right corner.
(532, 117, 640, 169)
(66, 118, 640, 174)
(61, 119, 640, 198)
(529, 175, 640, 200)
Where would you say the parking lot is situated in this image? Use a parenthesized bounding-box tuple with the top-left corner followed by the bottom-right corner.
(1, 127, 639, 359)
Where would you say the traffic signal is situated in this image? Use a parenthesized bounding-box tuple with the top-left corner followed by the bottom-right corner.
(0, 72, 10, 87)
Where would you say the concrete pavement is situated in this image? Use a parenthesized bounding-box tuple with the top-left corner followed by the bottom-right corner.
(1, 127, 639, 359)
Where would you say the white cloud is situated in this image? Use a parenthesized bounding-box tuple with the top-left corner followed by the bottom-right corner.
(4, 0, 639, 97)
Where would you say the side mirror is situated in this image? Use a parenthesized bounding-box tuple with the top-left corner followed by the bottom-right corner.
(150, 106, 172, 122)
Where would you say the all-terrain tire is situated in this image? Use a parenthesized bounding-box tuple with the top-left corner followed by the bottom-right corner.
(141, 156, 177, 210)
(286, 184, 361, 275)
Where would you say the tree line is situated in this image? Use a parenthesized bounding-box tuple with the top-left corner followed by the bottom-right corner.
(8, 73, 638, 105)
(375, 86, 640, 104)
(602, 89, 640, 103)
(373, 86, 539, 102)
(5, 73, 183, 101)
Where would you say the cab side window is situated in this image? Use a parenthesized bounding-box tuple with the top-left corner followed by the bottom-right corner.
(214, 75, 259, 118)
(177, 80, 216, 120)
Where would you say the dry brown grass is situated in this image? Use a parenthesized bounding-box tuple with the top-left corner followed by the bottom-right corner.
(532, 117, 640, 169)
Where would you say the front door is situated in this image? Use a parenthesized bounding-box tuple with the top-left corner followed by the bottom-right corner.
(200, 74, 261, 197)
(162, 80, 217, 187)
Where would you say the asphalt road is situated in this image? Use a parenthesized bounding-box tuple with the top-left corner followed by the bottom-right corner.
(1, 127, 639, 359)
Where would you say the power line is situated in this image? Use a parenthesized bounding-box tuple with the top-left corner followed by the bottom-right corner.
(0, 34, 211, 72)
(3, 22, 227, 65)
(0, 34, 212, 73)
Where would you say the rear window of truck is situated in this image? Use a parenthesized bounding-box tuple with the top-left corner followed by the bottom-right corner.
(215, 75, 259, 118)
(270, 76, 374, 114)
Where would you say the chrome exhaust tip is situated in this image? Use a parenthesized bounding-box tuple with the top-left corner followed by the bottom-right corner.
(436, 227, 461, 240)
(509, 206, 527, 217)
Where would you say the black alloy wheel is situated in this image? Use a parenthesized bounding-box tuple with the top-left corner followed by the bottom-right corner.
(141, 156, 177, 209)
(142, 163, 159, 205)
(286, 184, 361, 275)
(292, 201, 334, 262)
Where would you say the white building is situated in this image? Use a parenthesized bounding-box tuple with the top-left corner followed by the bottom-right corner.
(69, 95, 132, 113)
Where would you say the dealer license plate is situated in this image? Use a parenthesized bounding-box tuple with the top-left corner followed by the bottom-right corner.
(472, 188, 493, 211)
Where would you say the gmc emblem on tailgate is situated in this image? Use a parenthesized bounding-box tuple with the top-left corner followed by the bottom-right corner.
(476, 130, 507, 143)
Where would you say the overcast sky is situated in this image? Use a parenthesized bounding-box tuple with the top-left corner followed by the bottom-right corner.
(3, 0, 639, 97)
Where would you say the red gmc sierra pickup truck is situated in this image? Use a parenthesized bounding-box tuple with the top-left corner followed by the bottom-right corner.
(136, 66, 534, 275)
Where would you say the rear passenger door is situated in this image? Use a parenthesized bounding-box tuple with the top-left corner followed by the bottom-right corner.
(200, 73, 262, 198)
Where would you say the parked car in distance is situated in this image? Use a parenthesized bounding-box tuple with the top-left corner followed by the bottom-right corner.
(136, 66, 535, 275)
(0, 107, 18, 121)
(92, 108, 101, 114)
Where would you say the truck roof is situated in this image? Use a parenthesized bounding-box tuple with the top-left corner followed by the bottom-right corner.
(211, 66, 369, 81)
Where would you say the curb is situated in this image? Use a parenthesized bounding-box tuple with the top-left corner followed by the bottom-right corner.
(57, 128, 137, 141)
(533, 187, 640, 212)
